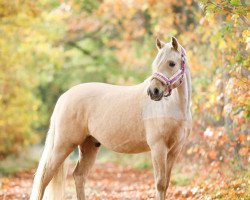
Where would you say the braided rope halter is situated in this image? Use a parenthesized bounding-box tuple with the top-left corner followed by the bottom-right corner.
(152, 47, 187, 97)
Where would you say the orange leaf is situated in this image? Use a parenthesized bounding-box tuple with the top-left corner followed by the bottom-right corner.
(239, 147, 249, 156)
(236, 190, 245, 196)
(208, 151, 218, 160)
(238, 134, 246, 142)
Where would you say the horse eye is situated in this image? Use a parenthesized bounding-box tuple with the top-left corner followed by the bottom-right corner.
(169, 62, 176, 67)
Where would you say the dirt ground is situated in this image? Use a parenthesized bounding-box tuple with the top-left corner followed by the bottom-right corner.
(0, 162, 197, 200)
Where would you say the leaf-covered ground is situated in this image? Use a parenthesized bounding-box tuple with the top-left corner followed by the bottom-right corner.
(0, 162, 249, 200)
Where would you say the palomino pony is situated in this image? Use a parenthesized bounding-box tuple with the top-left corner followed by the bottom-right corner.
(30, 37, 192, 200)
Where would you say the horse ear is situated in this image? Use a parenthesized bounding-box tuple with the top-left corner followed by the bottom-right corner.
(156, 38, 165, 50)
(171, 37, 178, 51)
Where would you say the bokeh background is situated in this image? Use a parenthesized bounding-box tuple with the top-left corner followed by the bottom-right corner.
(0, 0, 249, 199)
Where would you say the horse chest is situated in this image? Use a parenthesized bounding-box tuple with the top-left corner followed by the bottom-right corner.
(142, 98, 185, 120)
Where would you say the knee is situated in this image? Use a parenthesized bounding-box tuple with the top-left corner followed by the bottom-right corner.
(156, 179, 167, 192)
(73, 170, 80, 180)
(73, 170, 86, 183)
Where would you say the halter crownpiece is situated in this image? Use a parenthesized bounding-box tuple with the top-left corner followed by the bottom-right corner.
(152, 47, 187, 97)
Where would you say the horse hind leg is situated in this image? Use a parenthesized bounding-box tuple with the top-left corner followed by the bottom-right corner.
(73, 136, 99, 200)
(30, 139, 76, 200)
(30, 119, 78, 200)
(43, 143, 76, 199)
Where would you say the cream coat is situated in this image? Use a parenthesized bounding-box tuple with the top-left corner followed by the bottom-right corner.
(30, 37, 192, 200)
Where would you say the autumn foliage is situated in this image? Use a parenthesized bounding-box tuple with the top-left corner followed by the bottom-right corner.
(0, 1, 249, 199)
(0, 0, 249, 184)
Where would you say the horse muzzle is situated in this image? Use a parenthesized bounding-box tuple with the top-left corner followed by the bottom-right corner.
(147, 87, 164, 101)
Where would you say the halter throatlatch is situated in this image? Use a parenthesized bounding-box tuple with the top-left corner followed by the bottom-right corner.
(152, 47, 186, 97)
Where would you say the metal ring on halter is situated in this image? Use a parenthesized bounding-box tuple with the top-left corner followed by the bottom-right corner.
(164, 87, 172, 97)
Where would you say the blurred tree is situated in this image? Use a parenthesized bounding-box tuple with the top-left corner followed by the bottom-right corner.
(0, 0, 66, 157)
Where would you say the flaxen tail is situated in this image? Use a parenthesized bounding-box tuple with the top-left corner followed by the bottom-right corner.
(30, 112, 67, 200)
(44, 161, 67, 200)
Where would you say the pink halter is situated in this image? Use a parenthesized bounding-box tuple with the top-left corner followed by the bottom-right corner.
(152, 47, 186, 97)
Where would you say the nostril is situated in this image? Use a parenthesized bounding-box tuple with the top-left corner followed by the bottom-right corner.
(153, 88, 159, 95)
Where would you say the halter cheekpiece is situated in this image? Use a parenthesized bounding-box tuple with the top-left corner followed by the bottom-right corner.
(152, 47, 186, 97)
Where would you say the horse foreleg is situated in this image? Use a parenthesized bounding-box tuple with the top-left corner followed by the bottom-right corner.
(73, 137, 99, 200)
(165, 147, 179, 191)
(150, 140, 168, 200)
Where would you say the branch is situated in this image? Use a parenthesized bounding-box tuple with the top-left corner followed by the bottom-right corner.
(68, 42, 99, 59)
(207, 1, 249, 26)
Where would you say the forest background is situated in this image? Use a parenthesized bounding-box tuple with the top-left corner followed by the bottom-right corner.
(0, 0, 249, 199)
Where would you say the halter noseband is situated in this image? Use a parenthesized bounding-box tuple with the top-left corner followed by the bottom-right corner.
(152, 47, 186, 97)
